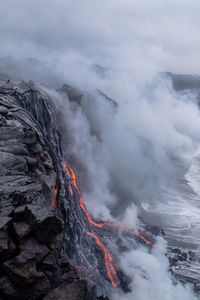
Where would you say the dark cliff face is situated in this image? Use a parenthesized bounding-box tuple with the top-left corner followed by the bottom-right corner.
(0, 80, 109, 300)
(167, 72, 200, 91)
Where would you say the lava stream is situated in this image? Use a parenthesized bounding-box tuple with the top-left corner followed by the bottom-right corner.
(69, 184, 73, 196)
(87, 232, 118, 287)
(63, 162, 155, 287)
(64, 163, 155, 248)
(52, 186, 58, 207)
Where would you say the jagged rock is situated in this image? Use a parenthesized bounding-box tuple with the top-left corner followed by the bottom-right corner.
(22, 129, 37, 146)
(171, 248, 181, 254)
(13, 206, 27, 221)
(0, 202, 15, 217)
(97, 89, 118, 108)
(0, 106, 8, 115)
(0, 230, 14, 262)
(24, 205, 63, 244)
(43, 281, 84, 300)
(57, 84, 84, 105)
(0, 276, 20, 298)
(22, 275, 51, 300)
(13, 222, 31, 240)
(0, 219, 16, 263)
(178, 252, 187, 262)
(61, 269, 78, 283)
(41, 253, 58, 270)
(20, 238, 49, 263)
(168, 72, 200, 91)
(0, 176, 41, 195)
(0, 216, 11, 230)
(0, 145, 30, 156)
(25, 156, 38, 167)
(3, 251, 47, 286)
(194, 282, 200, 292)
(13, 205, 63, 244)
(60, 255, 71, 270)
(29, 142, 43, 154)
(0, 153, 28, 174)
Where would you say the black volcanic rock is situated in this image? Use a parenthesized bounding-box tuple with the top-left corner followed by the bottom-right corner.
(167, 72, 200, 91)
(0, 218, 16, 263)
(14, 204, 63, 244)
(12, 221, 31, 240)
(57, 83, 84, 105)
(43, 281, 83, 300)
(3, 251, 46, 286)
(20, 239, 49, 263)
(0, 80, 109, 300)
(0, 276, 20, 299)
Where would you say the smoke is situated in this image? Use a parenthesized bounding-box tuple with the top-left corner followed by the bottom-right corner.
(1, 0, 200, 299)
(46, 78, 200, 299)
(114, 238, 197, 300)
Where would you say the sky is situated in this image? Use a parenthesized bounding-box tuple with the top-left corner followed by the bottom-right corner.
(1, 0, 200, 75)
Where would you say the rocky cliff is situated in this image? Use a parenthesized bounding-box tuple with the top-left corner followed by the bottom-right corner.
(0, 80, 109, 300)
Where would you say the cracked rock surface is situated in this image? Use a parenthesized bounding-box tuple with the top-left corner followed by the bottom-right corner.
(0, 80, 109, 300)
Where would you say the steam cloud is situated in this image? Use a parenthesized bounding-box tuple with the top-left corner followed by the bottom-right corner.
(0, 0, 200, 299)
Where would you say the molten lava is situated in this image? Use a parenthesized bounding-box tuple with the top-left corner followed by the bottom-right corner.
(64, 163, 71, 177)
(69, 184, 73, 196)
(87, 232, 118, 287)
(63, 162, 156, 286)
(52, 186, 58, 207)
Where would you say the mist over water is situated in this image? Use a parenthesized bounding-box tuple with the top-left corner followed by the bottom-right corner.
(1, 0, 200, 299)
(45, 74, 200, 300)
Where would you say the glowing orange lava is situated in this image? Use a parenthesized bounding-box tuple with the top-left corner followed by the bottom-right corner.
(69, 184, 73, 196)
(63, 163, 156, 286)
(52, 186, 58, 207)
(64, 163, 71, 177)
(87, 232, 118, 287)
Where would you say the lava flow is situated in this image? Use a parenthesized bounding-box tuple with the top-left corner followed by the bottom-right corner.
(63, 162, 156, 286)
(87, 232, 118, 287)
(69, 184, 73, 196)
(64, 163, 155, 248)
(52, 186, 58, 207)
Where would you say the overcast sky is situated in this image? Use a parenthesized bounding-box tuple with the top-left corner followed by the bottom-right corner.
(1, 0, 200, 75)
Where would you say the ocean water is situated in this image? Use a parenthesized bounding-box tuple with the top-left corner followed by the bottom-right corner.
(141, 150, 200, 286)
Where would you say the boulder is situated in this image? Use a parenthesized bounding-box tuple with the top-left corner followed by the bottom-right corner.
(0, 276, 20, 298)
(43, 281, 84, 300)
(0, 218, 16, 263)
(13, 205, 63, 244)
(3, 251, 47, 287)
(20, 238, 49, 263)
(13, 221, 31, 240)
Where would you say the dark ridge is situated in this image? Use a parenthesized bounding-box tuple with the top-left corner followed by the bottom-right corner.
(167, 72, 200, 91)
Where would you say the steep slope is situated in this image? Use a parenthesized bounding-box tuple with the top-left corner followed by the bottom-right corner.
(0, 79, 109, 300)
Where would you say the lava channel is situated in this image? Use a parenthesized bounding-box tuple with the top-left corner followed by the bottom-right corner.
(87, 232, 118, 287)
(63, 163, 155, 287)
(64, 163, 155, 248)
(52, 186, 58, 207)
